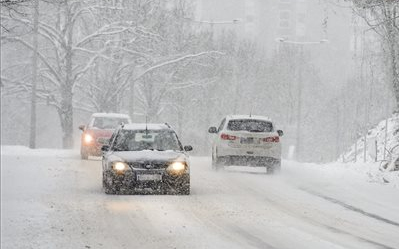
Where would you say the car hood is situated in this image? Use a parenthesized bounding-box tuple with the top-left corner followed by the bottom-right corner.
(108, 150, 188, 163)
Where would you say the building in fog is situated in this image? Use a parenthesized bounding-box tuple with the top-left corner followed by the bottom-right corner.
(193, 0, 357, 89)
(193, 0, 351, 53)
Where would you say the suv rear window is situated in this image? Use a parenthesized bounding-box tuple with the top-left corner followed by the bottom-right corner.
(227, 119, 273, 132)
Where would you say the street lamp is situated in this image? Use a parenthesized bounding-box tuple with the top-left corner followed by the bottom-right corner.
(276, 37, 328, 160)
(186, 18, 243, 25)
(276, 37, 329, 44)
(188, 18, 243, 114)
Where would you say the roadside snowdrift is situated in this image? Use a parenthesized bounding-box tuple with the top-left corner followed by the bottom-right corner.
(340, 113, 399, 187)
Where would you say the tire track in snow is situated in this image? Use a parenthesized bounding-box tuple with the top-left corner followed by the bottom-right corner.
(324, 225, 397, 249)
(220, 170, 397, 249)
(300, 187, 399, 228)
(188, 201, 277, 249)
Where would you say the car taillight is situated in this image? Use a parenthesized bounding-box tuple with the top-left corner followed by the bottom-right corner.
(263, 136, 279, 143)
(220, 133, 237, 140)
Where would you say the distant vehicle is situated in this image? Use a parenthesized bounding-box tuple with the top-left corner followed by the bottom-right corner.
(79, 113, 132, 160)
(101, 123, 192, 195)
(208, 115, 283, 174)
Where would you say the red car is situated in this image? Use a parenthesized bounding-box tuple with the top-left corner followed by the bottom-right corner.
(79, 113, 132, 159)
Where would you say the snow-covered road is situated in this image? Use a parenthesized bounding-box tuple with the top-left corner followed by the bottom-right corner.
(2, 147, 399, 249)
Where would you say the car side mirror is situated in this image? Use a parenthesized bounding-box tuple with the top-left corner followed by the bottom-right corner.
(101, 145, 110, 152)
(208, 127, 218, 134)
(184, 145, 193, 152)
(277, 130, 284, 137)
(78, 125, 85, 131)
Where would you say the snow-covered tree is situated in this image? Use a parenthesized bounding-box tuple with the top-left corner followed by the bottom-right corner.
(1, 0, 223, 148)
(350, 0, 399, 109)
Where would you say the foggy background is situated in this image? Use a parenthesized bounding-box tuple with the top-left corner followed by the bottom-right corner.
(1, 0, 396, 162)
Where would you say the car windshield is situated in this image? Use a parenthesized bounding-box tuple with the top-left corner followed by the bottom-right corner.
(227, 119, 273, 132)
(112, 130, 182, 151)
(91, 117, 128, 129)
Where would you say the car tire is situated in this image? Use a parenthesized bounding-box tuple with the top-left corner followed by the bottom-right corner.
(212, 153, 223, 171)
(163, 180, 190, 195)
(103, 172, 116, 194)
(80, 147, 89, 160)
(179, 186, 190, 195)
(267, 160, 281, 175)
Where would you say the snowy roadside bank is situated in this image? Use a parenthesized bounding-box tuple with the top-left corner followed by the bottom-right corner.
(338, 113, 399, 188)
(1, 145, 78, 158)
(285, 160, 399, 189)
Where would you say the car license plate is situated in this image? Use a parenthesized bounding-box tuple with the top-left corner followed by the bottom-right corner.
(137, 174, 162, 181)
(241, 137, 254, 144)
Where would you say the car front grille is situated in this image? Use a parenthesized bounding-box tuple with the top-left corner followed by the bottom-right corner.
(129, 162, 169, 170)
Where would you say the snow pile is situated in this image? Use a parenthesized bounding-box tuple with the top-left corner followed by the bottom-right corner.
(341, 113, 399, 162)
(1, 146, 77, 158)
(339, 113, 399, 187)
(335, 161, 399, 188)
(285, 160, 399, 188)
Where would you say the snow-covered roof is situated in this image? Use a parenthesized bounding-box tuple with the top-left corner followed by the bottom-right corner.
(91, 113, 131, 119)
(226, 115, 272, 122)
(122, 123, 171, 131)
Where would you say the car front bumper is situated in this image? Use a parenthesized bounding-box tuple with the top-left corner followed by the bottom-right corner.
(103, 169, 190, 194)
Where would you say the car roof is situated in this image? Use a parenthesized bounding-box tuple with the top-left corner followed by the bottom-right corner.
(225, 115, 273, 122)
(122, 123, 172, 131)
(91, 113, 131, 119)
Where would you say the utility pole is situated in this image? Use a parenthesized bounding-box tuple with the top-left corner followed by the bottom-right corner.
(383, 117, 388, 161)
(383, 91, 390, 160)
(361, 30, 368, 163)
(29, 0, 39, 149)
(276, 38, 328, 160)
(335, 100, 340, 160)
(296, 45, 304, 160)
(187, 18, 242, 114)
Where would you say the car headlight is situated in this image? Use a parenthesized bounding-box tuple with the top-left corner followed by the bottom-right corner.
(84, 134, 93, 143)
(113, 162, 128, 173)
(166, 161, 187, 175)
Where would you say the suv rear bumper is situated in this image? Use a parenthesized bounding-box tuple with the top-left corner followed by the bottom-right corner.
(216, 143, 281, 159)
(217, 155, 280, 167)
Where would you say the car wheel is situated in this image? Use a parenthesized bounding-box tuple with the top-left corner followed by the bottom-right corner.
(103, 172, 116, 194)
(163, 181, 190, 195)
(267, 160, 281, 175)
(179, 186, 190, 195)
(80, 147, 89, 160)
(212, 153, 223, 171)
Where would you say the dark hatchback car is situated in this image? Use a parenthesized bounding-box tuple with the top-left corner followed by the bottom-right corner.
(101, 123, 192, 195)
